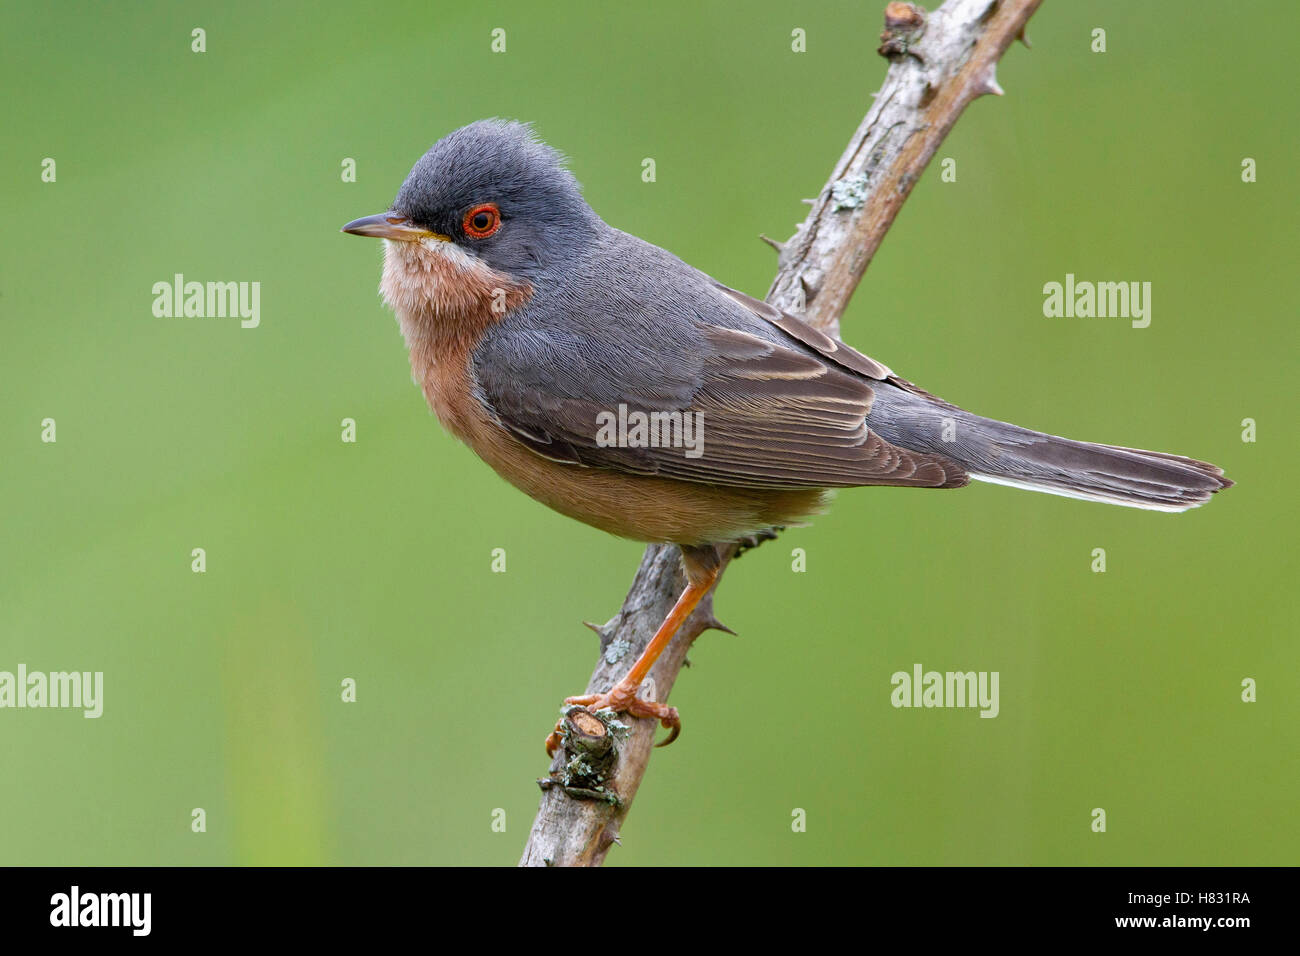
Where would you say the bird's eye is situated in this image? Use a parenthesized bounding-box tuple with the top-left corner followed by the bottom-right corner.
(462, 203, 501, 239)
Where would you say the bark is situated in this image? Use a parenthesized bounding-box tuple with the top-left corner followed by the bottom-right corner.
(520, 0, 1043, 868)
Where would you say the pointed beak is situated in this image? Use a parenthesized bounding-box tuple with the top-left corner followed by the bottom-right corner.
(340, 212, 449, 242)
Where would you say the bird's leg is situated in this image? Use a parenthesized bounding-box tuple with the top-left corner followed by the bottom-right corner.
(545, 545, 720, 756)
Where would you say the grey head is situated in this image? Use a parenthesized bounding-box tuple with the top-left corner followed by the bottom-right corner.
(343, 120, 602, 282)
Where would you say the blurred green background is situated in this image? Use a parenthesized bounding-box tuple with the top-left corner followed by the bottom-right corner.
(2, 0, 1295, 866)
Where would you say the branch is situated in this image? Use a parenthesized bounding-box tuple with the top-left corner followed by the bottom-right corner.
(520, 0, 1042, 867)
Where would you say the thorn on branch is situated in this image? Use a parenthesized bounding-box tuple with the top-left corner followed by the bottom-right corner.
(585, 617, 633, 665)
(759, 233, 785, 253)
(599, 824, 621, 852)
(583, 618, 614, 640)
(799, 273, 818, 306)
(979, 68, 1005, 97)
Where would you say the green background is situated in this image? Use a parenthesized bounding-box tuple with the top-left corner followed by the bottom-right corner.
(2, 0, 1295, 866)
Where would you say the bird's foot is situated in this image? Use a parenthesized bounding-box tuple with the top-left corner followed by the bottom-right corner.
(544, 684, 680, 756)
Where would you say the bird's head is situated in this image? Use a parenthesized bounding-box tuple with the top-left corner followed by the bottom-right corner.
(343, 119, 599, 307)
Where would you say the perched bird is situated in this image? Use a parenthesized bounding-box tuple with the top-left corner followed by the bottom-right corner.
(342, 120, 1231, 754)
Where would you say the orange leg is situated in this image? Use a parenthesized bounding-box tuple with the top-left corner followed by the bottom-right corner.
(546, 548, 720, 756)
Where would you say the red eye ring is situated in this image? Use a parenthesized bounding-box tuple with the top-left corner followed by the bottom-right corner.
(462, 203, 501, 239)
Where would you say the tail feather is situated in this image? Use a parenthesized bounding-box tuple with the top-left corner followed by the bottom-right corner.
(867, 387, 1232, 512)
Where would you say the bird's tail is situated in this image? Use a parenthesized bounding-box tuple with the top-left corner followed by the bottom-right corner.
(867, 385, 1232, 513)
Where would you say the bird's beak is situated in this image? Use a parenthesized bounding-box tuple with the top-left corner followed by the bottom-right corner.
(340, 212, 449, 242)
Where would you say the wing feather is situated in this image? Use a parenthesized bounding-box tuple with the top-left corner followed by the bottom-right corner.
(473, 277, 967, 490)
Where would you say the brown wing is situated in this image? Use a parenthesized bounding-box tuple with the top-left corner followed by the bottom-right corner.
(713, 283, 965, 411)
(710, 284, 897, 380)
(474, 283, 967, 490)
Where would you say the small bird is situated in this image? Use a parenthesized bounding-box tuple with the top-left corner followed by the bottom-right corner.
(343, 120, 1231, 755)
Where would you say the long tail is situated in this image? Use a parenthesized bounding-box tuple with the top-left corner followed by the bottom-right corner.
(867, 385, 1232, 513)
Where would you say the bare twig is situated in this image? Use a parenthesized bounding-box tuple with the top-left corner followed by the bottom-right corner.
(520, 0, 1042, 867)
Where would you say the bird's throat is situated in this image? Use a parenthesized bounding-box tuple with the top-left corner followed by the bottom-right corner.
(379, 238, 531, 439)
(380, 238, 529, 346)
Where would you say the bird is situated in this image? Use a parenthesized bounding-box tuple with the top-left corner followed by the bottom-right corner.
(342, 119, 1232, 755)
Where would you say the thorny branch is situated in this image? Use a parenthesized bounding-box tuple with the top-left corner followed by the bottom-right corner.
(520, 0, 1043, 867)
